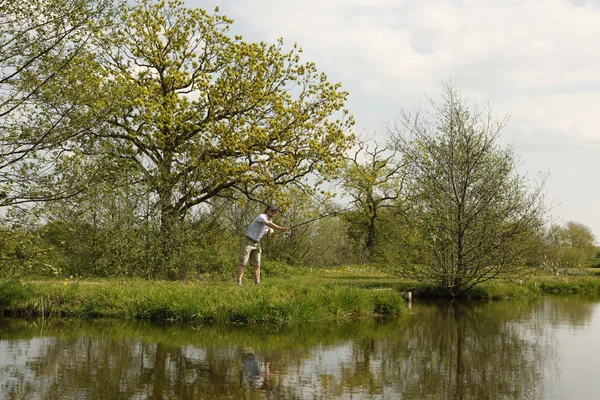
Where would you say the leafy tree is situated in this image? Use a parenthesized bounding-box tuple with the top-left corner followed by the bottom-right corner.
(32, 0, 354, 275)
(562, 221, 596, 261)
(388, 83, 546, 297)
(543, 221, 596, 270)
(339, 135, 404, 260)
(0, 0, 119, 206)
(38, 172, 158, 278)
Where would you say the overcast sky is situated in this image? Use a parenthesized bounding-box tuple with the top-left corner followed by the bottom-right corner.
(187, 0, 600, 241)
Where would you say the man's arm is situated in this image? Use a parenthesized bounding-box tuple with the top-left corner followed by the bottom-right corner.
(263, 220, 287, 232)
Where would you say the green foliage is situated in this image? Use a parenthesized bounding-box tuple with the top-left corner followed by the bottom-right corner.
(542, 222, 597, 271)
(0, 229, 63, 278)
(300, 215, 358, 266)
(388, 82, 547, 297)
(566, 269, 590, 276)
(0, 0, 122, 206)
(585, 256, 600, 268)
(37, 204, 243, 280)
(339, 136, 404, 261)
(0, 279, 33, 308)
(25, 0, 354, 273)
(537, 277, 599, 294)
(367, 205, 416, 266)
(469, 280, 541, 300)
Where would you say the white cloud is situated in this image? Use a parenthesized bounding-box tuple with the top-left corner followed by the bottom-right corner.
(187, 0, 600, 238)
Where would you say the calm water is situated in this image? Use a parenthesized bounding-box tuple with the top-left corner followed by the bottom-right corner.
(1, 295, 600, 399)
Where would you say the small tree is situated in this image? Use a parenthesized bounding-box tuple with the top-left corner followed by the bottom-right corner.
(388, 83, 546, 297)
(562, 221, 596, 266)
(339, 135, 404, 261)
(543, 221, 596, 271)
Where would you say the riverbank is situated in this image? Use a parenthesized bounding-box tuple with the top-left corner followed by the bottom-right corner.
(1, 266, 598, 324)
(468, 275, 600, 300)
(283, 265, 600, 300)
(0, 274, 407, 325)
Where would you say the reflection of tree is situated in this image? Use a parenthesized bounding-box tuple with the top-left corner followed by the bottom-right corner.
(0, 334, 297, 399)
(0, 297, 595, 399)
(378, 301, 559, 399)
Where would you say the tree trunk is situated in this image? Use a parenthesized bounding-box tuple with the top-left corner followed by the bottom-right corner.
(157, 179, 179, 279)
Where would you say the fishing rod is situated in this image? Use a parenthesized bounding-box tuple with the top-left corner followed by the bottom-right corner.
(284, 207, 353, 230)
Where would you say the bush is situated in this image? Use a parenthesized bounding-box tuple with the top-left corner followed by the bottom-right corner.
(0, 279, 33, 308)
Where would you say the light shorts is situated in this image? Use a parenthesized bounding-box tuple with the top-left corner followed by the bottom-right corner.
(238, 236, 262, 267)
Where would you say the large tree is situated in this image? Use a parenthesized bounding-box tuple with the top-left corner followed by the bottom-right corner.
(388, 83, 546, 297)
(31, 0, 354, 272)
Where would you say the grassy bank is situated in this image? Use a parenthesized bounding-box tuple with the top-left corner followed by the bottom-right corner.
(278, 265, 600, 299)
(1, 265, 599, 325)
(0, 276, 406, 325)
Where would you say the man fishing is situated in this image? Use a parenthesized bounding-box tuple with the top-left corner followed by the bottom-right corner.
(237, 204, 288, 285)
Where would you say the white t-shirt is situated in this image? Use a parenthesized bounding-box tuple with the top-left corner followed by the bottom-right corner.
(245, 213, 272, 242)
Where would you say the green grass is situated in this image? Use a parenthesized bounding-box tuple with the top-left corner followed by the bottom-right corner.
(0, 272, 407, 325)
(468, 280, 541, 300)
(532, 276, 600, 294)
(2, 264, 599, 325)
(584, 258, 600, 268)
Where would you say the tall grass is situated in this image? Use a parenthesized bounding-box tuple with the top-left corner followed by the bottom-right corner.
(470, 276, 600, 299)
(535, 276, 600, 294)
(0, 278, 407, 325)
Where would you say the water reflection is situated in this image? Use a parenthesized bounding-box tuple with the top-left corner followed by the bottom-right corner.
(1, 295, 599, 399)
(390, 301, 556, 399)
(242, 351, 271, 390)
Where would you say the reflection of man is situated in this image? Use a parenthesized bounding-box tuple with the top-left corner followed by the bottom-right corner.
(262, 360, 271, 390)
(242, 352, 272, 390)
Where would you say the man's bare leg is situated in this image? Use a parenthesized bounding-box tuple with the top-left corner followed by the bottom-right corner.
(237, 264, 245, 285)
(254, 265, 260, 285)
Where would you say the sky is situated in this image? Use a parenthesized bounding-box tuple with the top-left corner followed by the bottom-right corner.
(186, 0, 600, 241)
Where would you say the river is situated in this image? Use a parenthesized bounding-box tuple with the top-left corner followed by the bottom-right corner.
(1, 295, 599, 399)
